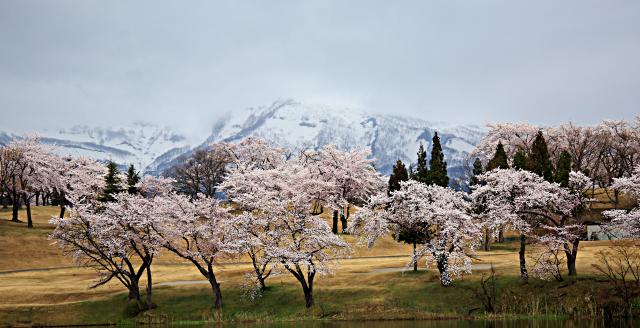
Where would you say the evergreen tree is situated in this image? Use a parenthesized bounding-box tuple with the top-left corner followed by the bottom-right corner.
(486, 142, 509, 171)
(426, 132, 449, 187)
(388, 160, 409, 196)
(408, 163, 415, 180)
(126, 164, 141, 195)
(98, 161, 124, 203)
(414, 142, 429, 183)
(470, 158, 484, 185)
(555, 151, 572, 188)
(512, 148, 527, 170)
(528, 131, 554, 182)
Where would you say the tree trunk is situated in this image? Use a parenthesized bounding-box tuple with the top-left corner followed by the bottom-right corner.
(24, 193, 32, 228)
(340, 214, 347, 234)
(483, 228, 491, 251)
(35, 192, 39, 206)
(498, 226, 505, 243)
(332, 210, 338, 234)
(413, 242, 418, 272)
(128, 280, 144, 311)
(145, 264, 153, 310)
(564, 239, 579, 276)
(436, 254, 451, 286)
(207, 264, 223, 309)
(59, 203, 66, 219)
(519, 233, 528, 283)
(303, 286, 314, 308)
(11, 193, 19, 222)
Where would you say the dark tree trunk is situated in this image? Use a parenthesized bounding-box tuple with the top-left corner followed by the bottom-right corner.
(483, 228, 491, 251)
(332, 210, 338, 234)
(208, 264, 222, 309)
(128, 279, 144, 311)
(413, 242, 418, 272)
(208, 279, 222, 310)
(340, 214, 347, 234)
(145, 264, 153, 309)
(564, 239, 579, 276)
(11, 193, 19, 222)
(59, 203, 66, 219)
(303, 286, 314, 308)
(519, 234, 528, 283)
(498, 226, 505, 243)
(35, 192, 39, 206)
(23, 193, 32, 228)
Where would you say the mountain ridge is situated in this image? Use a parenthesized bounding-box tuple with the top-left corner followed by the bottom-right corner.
(0, 101, 485, 179)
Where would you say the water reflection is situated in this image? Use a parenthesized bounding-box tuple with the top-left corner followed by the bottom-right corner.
(185, 319, 635, 328)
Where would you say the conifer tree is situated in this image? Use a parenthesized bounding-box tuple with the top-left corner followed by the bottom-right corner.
(426, 132, 449, 187)
(98, 161, 123, 202)
(486, 142, 509, 171)
(408, 163, 415, 180)
(126, 164, 141, 195)
(512, 148, 527, 170)
(388, 160, 409, 196)
(555, 151, 572, 188)
(470, 158, 484, 185)
(414, 142, 429, 183)
(528, 131, 554, 182)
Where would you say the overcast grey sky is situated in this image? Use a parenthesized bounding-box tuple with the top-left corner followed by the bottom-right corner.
(1, 1, 639, 139)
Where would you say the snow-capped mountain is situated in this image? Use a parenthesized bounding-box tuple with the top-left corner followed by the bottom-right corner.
(202, 100, 484, 177)
(0, 122, 191, 174)
(0, 100, 485, 180)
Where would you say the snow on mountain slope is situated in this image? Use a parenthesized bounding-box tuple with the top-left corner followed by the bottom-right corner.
(0, 101, 485, 180)
(201, 100, 485, 178)
(0, 122, 191, 174)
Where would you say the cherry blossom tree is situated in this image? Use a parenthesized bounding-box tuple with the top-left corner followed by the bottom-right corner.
(222, 153, 350, 307)
(0, 137, 63, 227)
(49, 188, 162, 312)
(55, 156, 108, 217)
(151, 187, 242, 309)
(472, 169, 576, 282)
(471, 123, 540, 164)
(603, 164, 640, 237)
(351, 180, 481, 286)
(217, 138, 290, 290)
(300, 144, 384, 232)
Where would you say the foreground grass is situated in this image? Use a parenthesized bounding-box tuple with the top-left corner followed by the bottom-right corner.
(0, 271, 618, 326)
(0, 206, 632, 326)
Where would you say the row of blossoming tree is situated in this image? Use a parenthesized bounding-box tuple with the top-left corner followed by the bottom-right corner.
(1, 117, 639, 313)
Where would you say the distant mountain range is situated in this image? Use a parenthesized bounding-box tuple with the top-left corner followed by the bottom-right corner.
(0, 100, 486, 180)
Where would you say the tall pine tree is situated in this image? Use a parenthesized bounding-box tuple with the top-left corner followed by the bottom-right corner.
(555, 151, 572, 188)
(98, 161, 124, 203)
(512, 148, 527, 170)
(388, 160, 409, 196)
(126, 164, 141, 195)
(528, 131, 554, 182)
(426, 132, 449, 187)
(487, 142, 509, 170)
(414, 142, 429, 183)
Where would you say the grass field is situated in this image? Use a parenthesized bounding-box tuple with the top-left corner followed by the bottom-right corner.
(0, 205, 631, 326)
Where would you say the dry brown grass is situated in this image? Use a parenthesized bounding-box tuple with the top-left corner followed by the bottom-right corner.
(0, 204, 625, 313)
